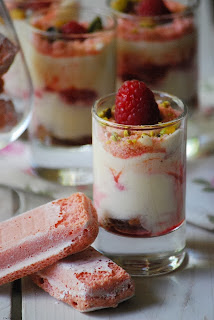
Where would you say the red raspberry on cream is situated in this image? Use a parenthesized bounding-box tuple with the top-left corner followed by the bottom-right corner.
(60, 21, 87, 34)
(136, 0, 171, 16)
(115, 80, 161, 125)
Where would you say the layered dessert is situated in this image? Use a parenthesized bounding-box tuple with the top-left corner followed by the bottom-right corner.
(109, 0, 198, 109)
(28, 5, 116, 146)
(93, 80, 186, 238)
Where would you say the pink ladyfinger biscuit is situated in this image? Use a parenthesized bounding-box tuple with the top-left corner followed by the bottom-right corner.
(0, 193, 98, 286)
(31, 246, 135, 312)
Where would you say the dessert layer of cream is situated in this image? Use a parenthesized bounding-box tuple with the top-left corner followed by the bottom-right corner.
(29, 41, 115, 92)
(29, 31, 116, 142)
(33, 92, 93, 140)
(93, 127, 185, 236)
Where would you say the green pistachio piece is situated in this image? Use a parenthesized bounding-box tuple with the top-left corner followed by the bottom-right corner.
(127, 139, 136, 144)
(111, 132, 121, 141)
(88, 16, 103, 33)
(124, 129, 130, 137)
(141, 133, 149, 139)
(98, 108, 112, 119)
(139, 18, 156, 28)
(160, 125, 176, 135)
(159, 101, 170, 108)
(110, 0, 129, 12)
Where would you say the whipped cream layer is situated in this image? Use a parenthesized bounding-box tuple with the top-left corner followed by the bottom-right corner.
(33, 91, 92, 140)
(29, 36, 115, 141)
(30, 40, 115, 92)
(93, 127, 185, 236)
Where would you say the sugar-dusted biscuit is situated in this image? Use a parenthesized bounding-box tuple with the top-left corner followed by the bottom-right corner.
(0, 193, 98, 285)
(31, 246, 135, 312)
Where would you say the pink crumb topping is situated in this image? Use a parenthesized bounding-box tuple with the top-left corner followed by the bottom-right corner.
(32, 32, 114, 57)
(117, 1, 195, 42)
(97, 102, 181, 159)
(159, 103, 181, 121)
(31, 8, 115, 57)
(117, 16, 195, 42)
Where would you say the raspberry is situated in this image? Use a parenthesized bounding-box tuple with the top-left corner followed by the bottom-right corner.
(60, 21, 87, 34)
(115, 80, 161, 125)
(136, 0, 171, 16)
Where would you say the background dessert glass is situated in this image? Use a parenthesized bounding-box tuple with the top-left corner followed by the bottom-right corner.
(108, 0, 199, 112)
(27, 5, 116, 186)
(92, 91, 187, 276)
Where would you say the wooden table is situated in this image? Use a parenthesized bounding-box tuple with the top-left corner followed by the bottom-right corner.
(1, 0, 214, 319)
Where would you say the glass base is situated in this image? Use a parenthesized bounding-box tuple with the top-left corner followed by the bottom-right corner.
(187, 109, 214, 160)
(0, 185, 24, 219)
(32, 167, 93, 186)
(30, 141, 93, 186)
(107, 251, 186, 277)
(93, 222, 186, 276)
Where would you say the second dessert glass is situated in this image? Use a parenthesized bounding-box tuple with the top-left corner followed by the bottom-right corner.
(27, 4, 116, 185)
(92, 90, 187, 276)
(108, 0, 199, 112)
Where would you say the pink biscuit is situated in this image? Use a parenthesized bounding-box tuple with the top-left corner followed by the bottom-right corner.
(31, 246, 135, 312)
(0, 193, 98, 286)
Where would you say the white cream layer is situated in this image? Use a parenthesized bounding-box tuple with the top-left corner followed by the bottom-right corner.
(29, 40, 116, 93)
(93, 129, 184, 235)
(117, 32, 197, 101)
(33, 92, 92, 140)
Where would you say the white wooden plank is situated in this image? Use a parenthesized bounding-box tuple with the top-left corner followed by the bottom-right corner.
(0, 186, 20, 320)
(22, 277, 113, 320)
(21, 224, 214, 320)
(0, 283, 11, 320)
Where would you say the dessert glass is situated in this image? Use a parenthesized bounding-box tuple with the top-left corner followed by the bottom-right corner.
(27, 5, 116, 185)
(107, 0, 199, 112)
(92, 91, 187, 276)
(5, 0, 60, 61)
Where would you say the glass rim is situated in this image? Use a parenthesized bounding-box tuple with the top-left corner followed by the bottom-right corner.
(92, 91, 187, 131)
(27, 5, 117, 38)
(106, 0, 199, 21)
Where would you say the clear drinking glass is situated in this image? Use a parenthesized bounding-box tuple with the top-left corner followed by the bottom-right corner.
(0, 0, 33, 213)
(92, 91, 187, 276)
(27, 4, 116, 186)
(107, 0, 199, 112)
(0, 0, 32, 146)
